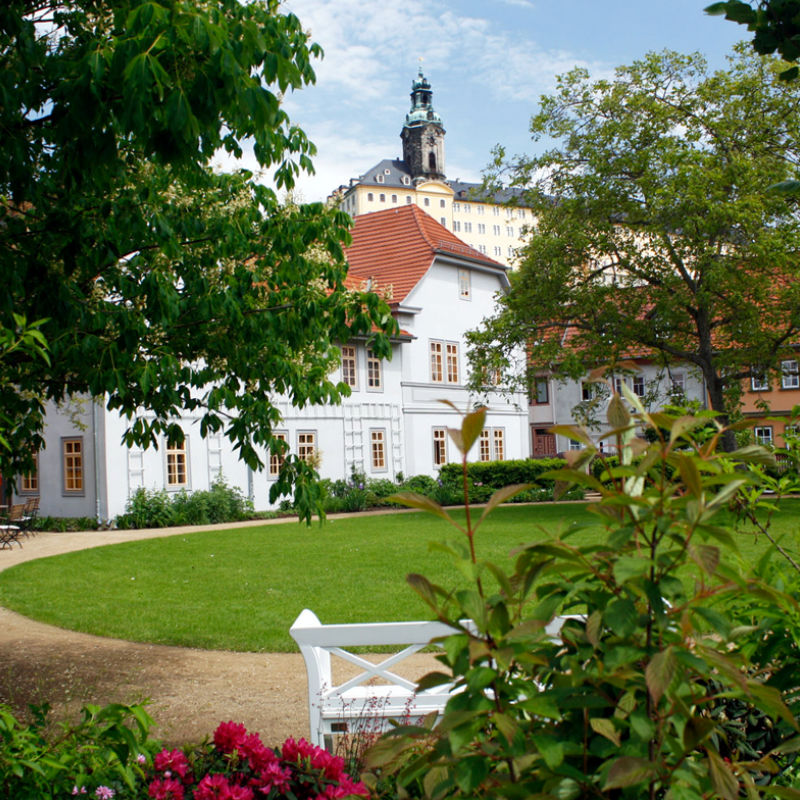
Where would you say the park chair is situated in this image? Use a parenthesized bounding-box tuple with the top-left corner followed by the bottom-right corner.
(21, 496, 39, 536)
(0, 504, 25, 549)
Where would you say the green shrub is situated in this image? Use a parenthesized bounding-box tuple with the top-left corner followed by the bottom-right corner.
(32, 516, 100, 532)
(0, 702, 153, 799)
(370, 399, 800, 798)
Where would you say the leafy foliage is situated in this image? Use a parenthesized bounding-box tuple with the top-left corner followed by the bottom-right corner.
(469, 47, 800, 443)
(369, 396, 800, 798)
(0, 1, 396, 519)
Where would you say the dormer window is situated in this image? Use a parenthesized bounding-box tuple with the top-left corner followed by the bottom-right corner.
(402, 175, 411, 186)
(384, 168, 391, 175)
(376, 174, 384, 183)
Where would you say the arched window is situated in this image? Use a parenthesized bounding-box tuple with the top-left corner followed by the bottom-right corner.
(428, 152, 436, 171)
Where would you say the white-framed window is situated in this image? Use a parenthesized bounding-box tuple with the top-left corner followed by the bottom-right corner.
(478, 428, 505, 461)
(440, 199, 446, 208)
(367, 349, 382, 390)
(754, 425, 774, 446)
(424, 197, 430, 207)
(453, 202, 460, 212)
(582, 382, 596, 401)
(341, 345, 357, 388)
(453, 221, 461, 232)
(478, 244, 487, 254)
(751, 369, 769, 391)
(441, 217, 447, 226)
(477, 223, 486, 234)
(476, 205, 485, 215)
(458, 269, 471, 300)
(269, 432, 288, 477)
(298, 431, 316, 463)
(671, 372, 685, 394)
(506, 226, 514, 237)
(446, 342, 459, 383)
(405, 195, 412, 203)
(433, 427, 448, 466)
(367, 192, 374, 202)
(507, 246, 515, 258)
(493, 206, 500, 216)
(370, 429, 387, 471)
(379, 193, 385, 202)
(20, 452, 39, 494)
(391, 194, 397, 204)
(493, 429, 505, 461)
(782, 360, 799, 389)
(518, 209, 526, 219)
(376, 174, 384, 183)
(430, 341, 443, 382)
(402, 175, 411, 186)
(568, 439, 583, 451)
(493, 246, 502, 256)
(493, 224, 500, 235)
(632, 375, 646, 397)
(464, 222, 472, 233)
(63, 437, 85, 494)
(464, 204, 471, 214)
(166, 437, 188, 488)
(614, 377, 625, 395)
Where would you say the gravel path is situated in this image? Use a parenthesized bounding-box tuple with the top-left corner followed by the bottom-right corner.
(0, 515, 433, 747)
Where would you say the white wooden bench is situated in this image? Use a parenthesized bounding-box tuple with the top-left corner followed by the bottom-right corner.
(290, 609, 574, 750)
(290, 609, 465, 749)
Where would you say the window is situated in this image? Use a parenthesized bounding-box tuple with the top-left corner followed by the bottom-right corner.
(458, 269, 471, 300)
(166, 437, 188, 488)
(367, 192, 374, 202)
(453, 202, 460, 212)
(477, 223, 486, 234)
(751, 369, 769, 391)
(493, 429, 505, 461)
(782, 359, 799, 389)
(367, 349, 382, 390)
(506, 226, 514, 237)
(376, 174, 384, 183)
(478, 429, 505, 461)
(371, 429, 386, 471)
(440, 199, 446, 208)
(298, 432, 316, 463)
(453, 221, 461, 232)
(493, 225, 500, 236)
(532, 378, 549, 404)
(518, 209, 526, 219)
(402, 175, 411, 186)
(493, 206, 500, 216)
(464, 222, 472, 233)
(391, 194, 397, 203)
(493, 246, 502, 256)
(341, 345, 357, 388)
(433, 427, 448, 466)
(507, 246, 515, 258)
(269, 432, 287, 477)
(464, 205, 471, 214)
(424, 197, 430, 207)
(441, 217, 447, 226)
(671, 372, 685, 394)
(568, 439, 583, 451)
(446, 342, 459, 383)
(20, 452, 39, 493)
(405, 195, 412, 204)
(582, 382, 596, 401)
(632, 375, 645, 397)
(754, 425, 774, 446)
(430, 341, 443, 382)
(62, 437, 84, 493)
(379, 193, 385, 202)
(476, 205, 485, 215)
(614, 377, 625, 395)
(477, 244, 486, 254)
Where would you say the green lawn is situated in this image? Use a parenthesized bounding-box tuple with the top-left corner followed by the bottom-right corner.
(1, 501, 799, 652)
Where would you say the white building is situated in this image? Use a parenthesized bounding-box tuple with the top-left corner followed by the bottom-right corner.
(14, 205, 529, 521)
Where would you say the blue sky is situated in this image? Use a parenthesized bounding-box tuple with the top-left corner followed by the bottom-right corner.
(237, 1, 748, 202)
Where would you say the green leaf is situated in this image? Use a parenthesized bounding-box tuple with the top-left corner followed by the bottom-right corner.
(613, 555, 651, 585)
(590, 717, 621, 747)
(476, 483, 533, 529)
(707, 748, 739, 800)
(387, 491, 460, 528)
(603, 756, 658, 789)
(676, 454, 702, 498)
(532, 734, 565, 768)
(604, 597, 638, 637)
(607, 394, 631, 429)
(461, 406, 487, 453)
(646, 647, 676, 704)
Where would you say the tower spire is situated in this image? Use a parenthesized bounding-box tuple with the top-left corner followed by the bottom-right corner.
(401, 64, 446, 182)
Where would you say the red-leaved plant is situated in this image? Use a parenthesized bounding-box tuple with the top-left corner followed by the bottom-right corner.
(146, 721, 368, 800)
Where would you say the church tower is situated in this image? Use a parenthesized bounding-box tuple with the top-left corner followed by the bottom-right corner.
(401, 66, 446, 183)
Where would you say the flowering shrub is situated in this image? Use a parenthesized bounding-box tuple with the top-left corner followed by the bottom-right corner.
(146, 721, 369, 800)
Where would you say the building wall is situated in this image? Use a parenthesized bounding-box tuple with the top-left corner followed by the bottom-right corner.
(740, 357, 800, 446)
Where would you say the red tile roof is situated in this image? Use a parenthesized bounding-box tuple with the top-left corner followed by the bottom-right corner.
(344, 205, 505, 303)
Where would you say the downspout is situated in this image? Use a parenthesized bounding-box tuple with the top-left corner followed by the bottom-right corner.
(93, 398, 101, 524)
(247, 465, 254, 507)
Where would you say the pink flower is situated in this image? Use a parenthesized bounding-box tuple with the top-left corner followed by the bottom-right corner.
(227, 786, 254, 800)
(148, 778, 185, 800)
(195, 773, 234, 800)
(310, 748, 345, 780)
(137, 753, 147, 766)
(280, 736, 316, 763)
(253, 761, 291, 794)
(238, 732, 277, 772)
(213, 721, 249, 755)
(154, 749, 191, 780)
(95, 788, 115, 800)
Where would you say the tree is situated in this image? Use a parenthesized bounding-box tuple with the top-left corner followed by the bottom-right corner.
(0, 1, 395, 517)
(707, 1, 800, 79)
(468, 48, 800, 445)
